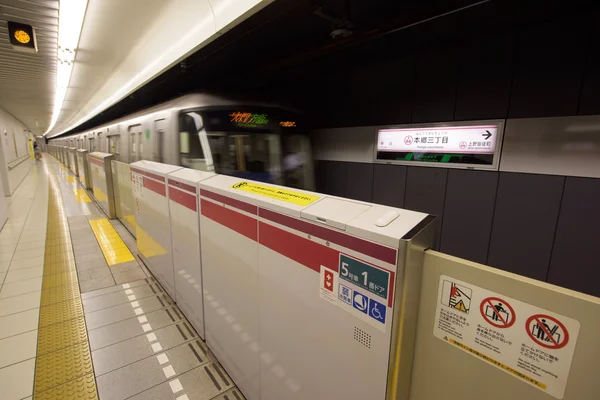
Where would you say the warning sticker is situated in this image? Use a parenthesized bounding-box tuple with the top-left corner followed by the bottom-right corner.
(231, 181, 319, 206)
(433, 275, 580, 399)
(132, 172, 144, 200)
(319, 265, 338, 305)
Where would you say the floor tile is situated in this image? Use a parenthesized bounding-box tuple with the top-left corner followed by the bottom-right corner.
(0, 309, 39, 340)
(0, 244, 16, 254)
(0, 278, 42, 299)
(109, 260, 141, 275)
(0, 358, 35, 400)
(92, 321, 194, 376)
(85, 293, 172, 330)
(78, 266, 113, 282)
(113, 268, 147, 284)
(96, 341, 208, 400)
(76, 258, 109, 272)
(3, 266, 43, 283)
(79, 275, 116, 293)
(0, 261, 10, 273)
(16, 235, 46, 244)
(0, 291, 41, 317)
(11, 248, 44, 261)
(81, 278, 154, 300)
(0, 330, 38, 368)
(83, 284, 160, 313)
(14, 241, 46, 251)
(0, 252, 13, 263)
(76, 253, 106, 264)
(128, 364, 235, 400)
(9, 256, 44, 270)
(89, 307, 182, 351)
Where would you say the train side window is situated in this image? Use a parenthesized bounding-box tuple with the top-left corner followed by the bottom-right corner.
(178, 112, 208, 171)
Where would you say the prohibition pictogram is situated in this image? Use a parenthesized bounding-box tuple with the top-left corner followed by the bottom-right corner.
(479, 296, 516, 328)
(526, 314, 569, 350)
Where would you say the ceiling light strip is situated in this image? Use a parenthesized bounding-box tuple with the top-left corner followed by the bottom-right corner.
(44, 0, 88, 136)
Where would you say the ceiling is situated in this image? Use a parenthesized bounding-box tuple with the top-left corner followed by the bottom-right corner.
(0, 0, 270, 138)
(0, 0, 58, 135)
(60, 0, 597, 135)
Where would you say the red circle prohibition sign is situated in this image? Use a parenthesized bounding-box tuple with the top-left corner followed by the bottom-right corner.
(479, 296, 516, 328)
(526, 314, 569, 350)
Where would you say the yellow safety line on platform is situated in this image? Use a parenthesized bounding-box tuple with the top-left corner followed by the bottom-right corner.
(67, 175, 76, 183)
(73, 188, 92, 203)
(33, 163, 99, 399)
(88, 218, 135, 265)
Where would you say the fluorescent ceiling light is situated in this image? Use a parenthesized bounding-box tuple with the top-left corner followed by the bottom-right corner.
(44, 0, 88, 136)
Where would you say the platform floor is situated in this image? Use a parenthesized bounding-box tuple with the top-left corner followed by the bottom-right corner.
(0, 156, 244, 400)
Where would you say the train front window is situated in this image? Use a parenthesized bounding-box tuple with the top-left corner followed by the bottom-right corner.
(206, 132, 282, 185)
(178, 112, 209, 171)
(179, 108, 313, 189)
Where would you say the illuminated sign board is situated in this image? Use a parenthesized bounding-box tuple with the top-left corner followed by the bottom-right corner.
(375, 121, 504, 170)
(227, 111, 297, 129)
(7, 21, 37, 53)
(229, 112, 269, 126)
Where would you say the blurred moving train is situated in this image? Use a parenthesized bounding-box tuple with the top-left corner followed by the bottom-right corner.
(47, 94, 315, 190)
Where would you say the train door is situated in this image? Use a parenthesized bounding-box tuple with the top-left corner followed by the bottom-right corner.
(89, 135, 95, 152)
(153, 119, 166, 163)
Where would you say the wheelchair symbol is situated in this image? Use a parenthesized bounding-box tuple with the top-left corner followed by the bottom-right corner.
(371, 304, 383, 320)
(368, 298, 386, 324)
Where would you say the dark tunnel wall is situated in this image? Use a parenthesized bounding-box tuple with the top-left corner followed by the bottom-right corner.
(298, 12, 600, 297)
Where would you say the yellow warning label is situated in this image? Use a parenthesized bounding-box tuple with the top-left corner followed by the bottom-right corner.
(448, 338, 547, 390)
(454, 300, 467, 312)
(231, 181, 319, 206)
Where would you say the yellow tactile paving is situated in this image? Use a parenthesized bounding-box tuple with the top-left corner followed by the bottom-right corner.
(67, 175, 76, 183)
(43, 261, 77, 277)
(34, 342, 95, 393)
(33, 161, 99, 399)
(33, 373, 98, 400)
(88, 218, 135, 265)
(40, 283, 80, 306)
(37, 317, 89, 356)
(74, 188, 92, 203)
(42, 270, 79, 290)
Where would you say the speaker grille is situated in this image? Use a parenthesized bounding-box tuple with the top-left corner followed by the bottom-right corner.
(354, 327, 371, 349)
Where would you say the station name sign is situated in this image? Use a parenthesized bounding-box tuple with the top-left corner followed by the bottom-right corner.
(375, 122, 503, 169)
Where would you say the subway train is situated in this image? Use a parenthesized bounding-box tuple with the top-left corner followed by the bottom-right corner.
(48, 93, 315, 190)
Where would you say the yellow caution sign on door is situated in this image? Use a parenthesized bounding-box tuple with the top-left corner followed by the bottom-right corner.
(231, 181, 319, 206)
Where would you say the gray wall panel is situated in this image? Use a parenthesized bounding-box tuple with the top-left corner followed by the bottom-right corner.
(440, 170, 498, 264)
(404, 167, 448, 249)
(315, 160, 347, 197)
(345, 163, 373, 202)
(508, 18, 589, 118)
(372, 164, 407, 208)
(499, 115, 600, 179)
(455, 34, 515, 120)
(411, 47, 458, 123)
(547, 177, 600, 297)
(487, 173, 564, 281)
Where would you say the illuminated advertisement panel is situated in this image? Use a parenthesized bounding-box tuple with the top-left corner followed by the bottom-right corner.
(374, 120, 504, 170)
